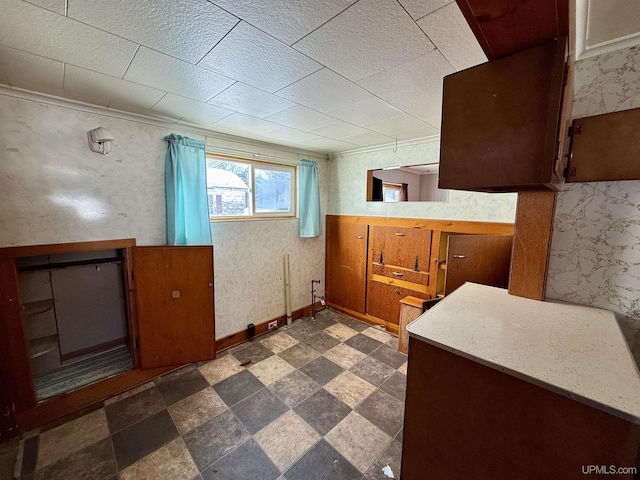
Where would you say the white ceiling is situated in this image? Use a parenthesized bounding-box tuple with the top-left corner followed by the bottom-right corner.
(0, 0, 487, 153)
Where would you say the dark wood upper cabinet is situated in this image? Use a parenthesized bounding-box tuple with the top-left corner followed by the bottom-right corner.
(439, 38, 568, 192)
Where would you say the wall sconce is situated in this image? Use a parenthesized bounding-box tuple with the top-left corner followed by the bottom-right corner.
(87, 127, 114, 155)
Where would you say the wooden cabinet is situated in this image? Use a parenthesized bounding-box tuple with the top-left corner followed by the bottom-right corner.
(0, 239, 215, 432)
(439, 38, 568, 192)
(325, 218, 368, 314)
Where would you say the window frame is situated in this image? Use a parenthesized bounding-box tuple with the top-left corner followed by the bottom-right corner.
(382, 182, 401, 203)
(206, 153, 297, 221)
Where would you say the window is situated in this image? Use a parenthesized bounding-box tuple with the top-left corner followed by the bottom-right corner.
(206, 155, 295, 219)
(382, 183, 401, 202)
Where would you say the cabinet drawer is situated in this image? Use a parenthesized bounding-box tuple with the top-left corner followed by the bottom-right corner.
(371, 226, 432, 271)
(371, 263, 429, 286)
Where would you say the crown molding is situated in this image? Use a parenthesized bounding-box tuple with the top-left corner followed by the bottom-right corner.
(328, 134, 440, 159)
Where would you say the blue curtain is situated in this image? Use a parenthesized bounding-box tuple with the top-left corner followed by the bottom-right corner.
(299, 159, 322, 238)
(164, 134, 211, 245)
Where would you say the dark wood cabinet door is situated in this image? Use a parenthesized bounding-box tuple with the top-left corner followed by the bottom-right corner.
(371, 226, 431, 273)
(134, 246, 215, 369)
(367, 280, 431, 327)
(326, 221, 368, 314)
(444, 235, 513, 295)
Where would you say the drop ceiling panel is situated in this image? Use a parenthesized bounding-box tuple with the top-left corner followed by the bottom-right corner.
(392, 126, 440, 140)
(276, 68, 372, 113)
(364, 114, 437, 137)
(208, 83, 295, 118)
(213, 113, 282, 135)
(24, 0, 65, 15)
(124, 47, 234, 102)
(398, 0, 453, 21)
(67, 0, 239, 64)
(266, 105, 336, 131)
(107, 101, 181, 121)
(417, 3, 487, 71)
(0, 46, 64, 91)
(300, 137, 359, 151)
(357, 50, 454, 122)
(308, 122, 370, 139)
(264, 127, 318, 143)
(293, 0, 434, 81)
(328, 96, 405, 125)
(198, 22, 322, 93)
(152, 94, 233, 125)
(0, 0, 137, 77)
(210, 0, 356, 45)
(340, 131, 395, 146)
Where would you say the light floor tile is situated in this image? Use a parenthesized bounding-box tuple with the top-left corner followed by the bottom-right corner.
(254, 410, 320, 472)
(104, 382, 154, 406)
(37, 409, 110, 469)
(260, 332, 299, 354)
(324, 323, 358, 342)
(323, 343, 366, 370)
(199, 355, 243, 385)
(324, 372, 376, 409)
(249, 355, 296, 385)
(325, 411, 391, 473)
(168, 388, 228, 434)
(398, 362, 407, 374)
(361, 327, 394, 344)
(119, 438, 198, 480)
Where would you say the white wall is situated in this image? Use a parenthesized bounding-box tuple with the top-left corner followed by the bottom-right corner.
(0, 91, 326, 339)
(546, 45, 640, 360)
(327, 139, 517, 222)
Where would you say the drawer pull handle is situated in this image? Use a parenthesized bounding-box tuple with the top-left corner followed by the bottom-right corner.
(453, 254, 466, 259)
(355, 235, 364, 239)
(392, 271, 404, 276)
(394, 232, 405, 236)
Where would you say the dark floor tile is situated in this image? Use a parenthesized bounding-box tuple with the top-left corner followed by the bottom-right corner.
(183, 410, 250, 471)
(212, 369, 265, 407)
(350, 357, 396, 387)
(284, 320, 321, 342)
(294, 389, 351, 436)
(155, 367, 210, 406)
(356, 389, 404, 437)
(21, 435, 38, 476)
(201, 439, 280, 480)
(270, 370, 320, 407)
(105, 386, 165, 434)
(35, 437, 116, 480)
(230, 341, 274, 365)
(231, 388, 289, 434)
(283, 439, 360, 480)
(278, 343, 319, 369)
(299, 357, 344, 386)
(335, 314, 369, 332)
(344, 334, 382, 355)
(303, 331, 340, 354)
(111, 410, 178, 471)
(379, 371, 407, 402)
(395, 428, 404, 443)
(362, 439, 402, 480)
(369, 344, 407, 369)
(308, 313, 337, 330)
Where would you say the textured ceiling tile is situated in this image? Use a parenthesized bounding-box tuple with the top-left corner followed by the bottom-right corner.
(124, 47, 235, 102)
(107, 101, 180, 121)
(357, 50, 454, 122)
(398, 0, 453, 21)
(339, 131, 395, 147)
(327, 96, 405, 125)
(276, 68, 372, 113)
(208, 83, 294, 118)
(263, 126, 318, 143)
(364, 114, 435, 136)
(213, 113, 282, 135)
(308, 122, 369, 139)
(0, 0, 137, 77)
(417, 3, 487, 71)
(199, 22, 321, 93)
(68, 0, 239, 64)
(266, 105, 335, 131)
(152, 94, 233, 125)
(65, 65, 167, 109)
(210, 0, 356, 45)
(0, 45, 64, 91)
(393, 125, 440, 140)
(293, 0, 434, 81)
(299, 137, 359, 152)
(24, 0, 65, 15)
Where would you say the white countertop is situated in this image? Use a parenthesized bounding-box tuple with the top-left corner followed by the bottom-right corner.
(406, 282, 640, 424)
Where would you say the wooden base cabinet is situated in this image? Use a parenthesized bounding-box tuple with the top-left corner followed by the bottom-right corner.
(0, 239, 215, 433)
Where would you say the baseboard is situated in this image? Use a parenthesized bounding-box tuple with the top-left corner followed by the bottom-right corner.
(215, 302, 325, 352)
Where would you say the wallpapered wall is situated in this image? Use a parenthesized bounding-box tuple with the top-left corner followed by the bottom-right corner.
(0, 93, 326, 339)
(326, 138, 517, 223)
(546, 46, 640, 360)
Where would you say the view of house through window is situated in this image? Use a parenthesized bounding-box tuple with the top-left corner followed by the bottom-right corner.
(206, 155, 295, 219)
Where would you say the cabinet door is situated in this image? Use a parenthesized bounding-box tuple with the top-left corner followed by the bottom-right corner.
(444, 235, 513, 295)
(371, 226, 431, 273)
(134, 246, 215, 369)
(326, 221, 368, 314)
(367, 280, 431, 327)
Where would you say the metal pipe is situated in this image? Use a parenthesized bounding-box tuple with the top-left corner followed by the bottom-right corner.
(284, 254, 292, 325)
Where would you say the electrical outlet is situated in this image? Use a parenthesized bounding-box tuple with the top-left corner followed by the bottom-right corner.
(268, 321, 278, 330)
